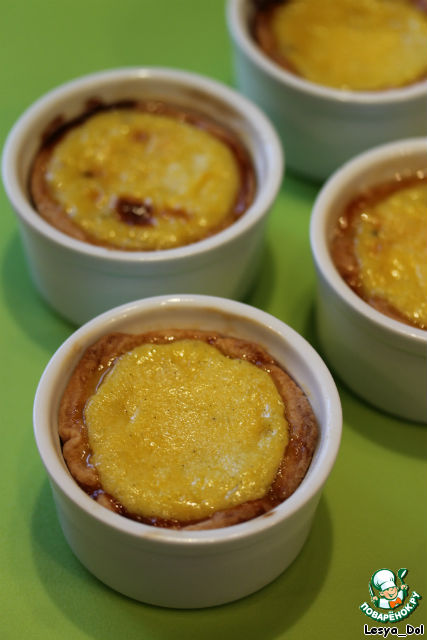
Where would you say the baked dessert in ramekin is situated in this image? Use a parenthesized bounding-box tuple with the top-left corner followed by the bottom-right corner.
(59, 328, 318, 530)
(227, 0, 427, 180)
(30, 100, 255, 251)
(33, 295, 342, 607)
(253, 0, 427, 91)
(2, 68, 282, 324)
(310, 138, 427, 422)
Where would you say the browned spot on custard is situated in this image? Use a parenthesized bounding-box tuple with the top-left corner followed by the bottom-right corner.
(116, 196, 154, 226)
(131, 129, 150, 143)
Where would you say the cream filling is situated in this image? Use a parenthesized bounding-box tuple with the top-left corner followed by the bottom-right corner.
(84, 340, 289, 521)
(268, 0, 427, 90)
(355, 181, 427, 327)
(46, 109, 242, 249)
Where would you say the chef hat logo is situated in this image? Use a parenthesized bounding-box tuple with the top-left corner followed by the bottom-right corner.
(371, 569, 397, 592)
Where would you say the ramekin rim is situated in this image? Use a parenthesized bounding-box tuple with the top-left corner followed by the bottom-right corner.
(33, 294, 342, 547)
(226, 0, 427, 106)
(310, 137, 427, 345)
(2, 66, 284, 264)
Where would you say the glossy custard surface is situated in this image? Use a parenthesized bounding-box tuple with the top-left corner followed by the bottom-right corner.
(355, 180, 427, 327)
(38, 107, 250, 250)
(332, 173, 427, 329)
(84, 340, 289, 521)
(255, 0, 427, 90)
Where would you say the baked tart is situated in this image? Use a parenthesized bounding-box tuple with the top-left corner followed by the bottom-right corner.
(30, 101, 255, 250)
(253, 0, 427, 91)
(59, 329, 318, 530)
(331, 171, 427, 330)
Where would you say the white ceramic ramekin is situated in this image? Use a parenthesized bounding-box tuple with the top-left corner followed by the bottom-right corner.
(2, 68, 283, 325)
(310, 138, 427, 423)
(33, 294, 342, 608)
(226, 0, 427, 181)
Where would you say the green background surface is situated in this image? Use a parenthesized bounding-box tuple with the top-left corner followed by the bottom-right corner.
(1, 2, 426, 639)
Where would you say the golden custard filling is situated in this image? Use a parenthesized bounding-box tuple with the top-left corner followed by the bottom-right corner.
(32, 104, 254, 250)
(84, 340, 288, 522)
(331, 173, 427, 330)
(254, 0, 427, 90)
(355, 181, 427, 328)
